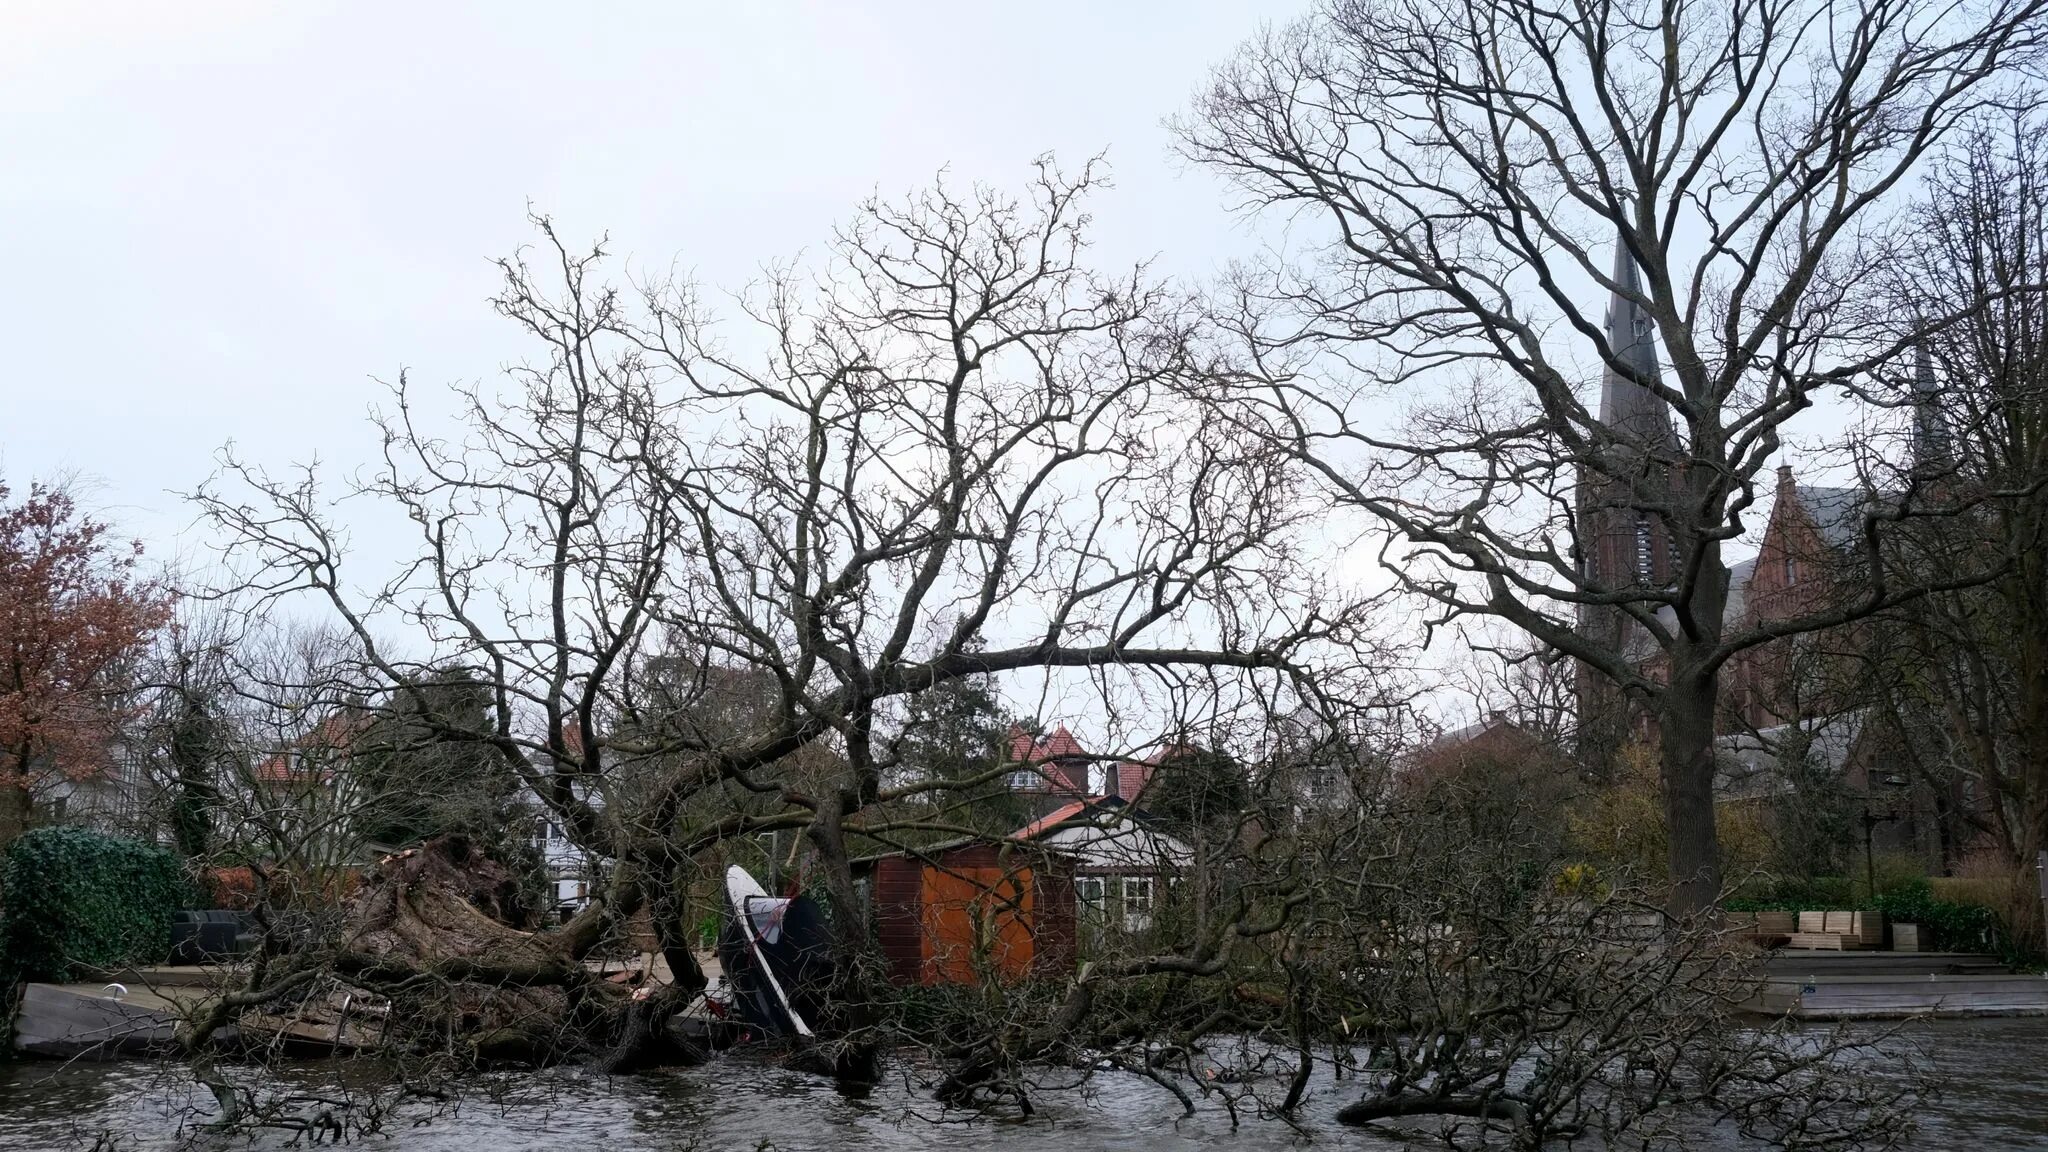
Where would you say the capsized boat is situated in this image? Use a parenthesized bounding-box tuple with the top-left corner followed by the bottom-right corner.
(716, 865, 833, 1040)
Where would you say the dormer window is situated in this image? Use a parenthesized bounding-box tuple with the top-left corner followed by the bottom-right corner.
(1088, 762, 1113, 796)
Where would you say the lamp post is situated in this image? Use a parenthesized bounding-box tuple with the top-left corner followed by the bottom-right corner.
(2036, 851, 2048, 958)
(1860, 773, 1909, 900)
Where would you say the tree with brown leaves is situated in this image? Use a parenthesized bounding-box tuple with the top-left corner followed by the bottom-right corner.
(0, 481, 173, 848)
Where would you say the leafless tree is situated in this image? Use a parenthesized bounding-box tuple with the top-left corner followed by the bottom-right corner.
(190, 161, 1364, 1084)
(1178, 0, 2048, 913)
(1865, 111, 2048, 870)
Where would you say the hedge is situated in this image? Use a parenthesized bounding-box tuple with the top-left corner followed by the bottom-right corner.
(1726, 875, 2013, 957)
(1873, 878, 2010, 957)
(0, 827, 195, 985)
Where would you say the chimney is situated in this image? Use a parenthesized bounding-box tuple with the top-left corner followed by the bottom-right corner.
(1776, 463, 1794, 493)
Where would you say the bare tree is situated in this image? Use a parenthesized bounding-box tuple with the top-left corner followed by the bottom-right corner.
(1285, 773, 1925, 1148)
(191, 161, 1359, 1083)
(1179, 0, 2048, 913)
(1869, 112, 2048, 868)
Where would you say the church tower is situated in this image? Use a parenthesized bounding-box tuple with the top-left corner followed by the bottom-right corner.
(1574, 232, 1680, 772)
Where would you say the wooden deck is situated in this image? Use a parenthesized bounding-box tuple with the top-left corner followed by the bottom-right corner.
(1747, 950, 2048, 1019)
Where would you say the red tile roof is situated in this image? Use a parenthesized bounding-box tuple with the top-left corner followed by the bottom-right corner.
(252, 707, 367, 784)
(1039, 725, 1085, 759)
(1117, 761, 1150, 802)
(1005, 724, 1035, 763)
(1014, 800, 1090, 840)
(1003, 723, 1171, 801)
(1004, 723, 1087, 764)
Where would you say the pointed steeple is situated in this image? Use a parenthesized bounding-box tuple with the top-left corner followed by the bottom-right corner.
(1598, 233, 1676, 448)
(1911, 340, 1950, 472)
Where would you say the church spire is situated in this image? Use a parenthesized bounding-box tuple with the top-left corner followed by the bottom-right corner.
(1911, 339, 1950, 472)
(1598, 231, 1676, 448)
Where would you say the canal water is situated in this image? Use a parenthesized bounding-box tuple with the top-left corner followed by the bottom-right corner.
(3, 1019, 2046, 1150)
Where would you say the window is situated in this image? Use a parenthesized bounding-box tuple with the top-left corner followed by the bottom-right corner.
(1009, 767, 1042, 791)
(1634, 515, 1655, 582)
(1076, 876, 1107, 919)
(545, 822, 563, 842)
(1782, 553, 1798, 584)
(1122, 876, 1154, 930)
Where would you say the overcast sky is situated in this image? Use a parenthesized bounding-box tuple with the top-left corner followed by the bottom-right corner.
(1, 2, 1313, 567)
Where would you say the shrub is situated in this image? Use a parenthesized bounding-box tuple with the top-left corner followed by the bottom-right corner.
(201, 865, 258, 911)
(1727, 874, 2020, 959)
(0, 827, 195, 985)
(1875, 877, 2011, 956)
(1725, 875, 1856, 912)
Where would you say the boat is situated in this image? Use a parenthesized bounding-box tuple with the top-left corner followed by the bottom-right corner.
(715, 865, 833, 1040)
(11, 971, 385, 1060)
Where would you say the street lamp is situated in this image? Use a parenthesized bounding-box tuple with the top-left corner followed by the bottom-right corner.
(1860, 772, 1909, 900)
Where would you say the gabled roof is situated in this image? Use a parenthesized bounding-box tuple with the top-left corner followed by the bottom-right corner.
(1014, 794, 1155, 840)
(253, 707, 371, 783)
(1015, 799, 1092, 840)
(1005, 723, 1086, 764)
(1013, 795, 1188, 871)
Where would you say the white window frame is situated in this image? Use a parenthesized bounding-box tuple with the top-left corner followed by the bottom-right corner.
(1122, 875, 1154, 930)
(1076, 875, 1107, 919)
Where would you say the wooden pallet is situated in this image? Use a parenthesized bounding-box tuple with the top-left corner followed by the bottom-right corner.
(1791, 911, 1883, 947)
(1787, 932, 1866, 950)
(1753, 911, 1796, 936)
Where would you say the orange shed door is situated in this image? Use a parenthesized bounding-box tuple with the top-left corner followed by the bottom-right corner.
(919, 866, 1036, 985)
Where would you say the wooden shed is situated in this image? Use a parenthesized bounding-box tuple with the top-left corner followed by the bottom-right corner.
(865, 842, 1077, 986)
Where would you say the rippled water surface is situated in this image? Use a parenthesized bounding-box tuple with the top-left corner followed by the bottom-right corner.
(4, 1019, 2046, 1150)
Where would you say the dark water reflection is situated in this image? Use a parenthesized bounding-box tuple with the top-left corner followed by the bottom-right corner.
(3, 1018, 2046, 1150)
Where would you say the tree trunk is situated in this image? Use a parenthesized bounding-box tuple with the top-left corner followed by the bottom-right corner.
(805, 795, 882, 1087)
(2013, 562, 2048, 873)
(0, 777, 32, 854)
(1659, 672, 1723, 919)
(169, 706, 219, 860)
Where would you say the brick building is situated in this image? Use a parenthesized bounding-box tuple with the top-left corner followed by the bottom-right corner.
(1711, 349, 1993, 870)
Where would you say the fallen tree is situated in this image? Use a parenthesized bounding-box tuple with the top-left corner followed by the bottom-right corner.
(191, 160, 1348, 1093)
(178, 835, 704, 1076)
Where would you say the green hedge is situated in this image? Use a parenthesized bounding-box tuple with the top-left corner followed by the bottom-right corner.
(1873, 878, 2009, 956)
(1726, 875, 2012, 957)
(0, 827, 194, 985)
